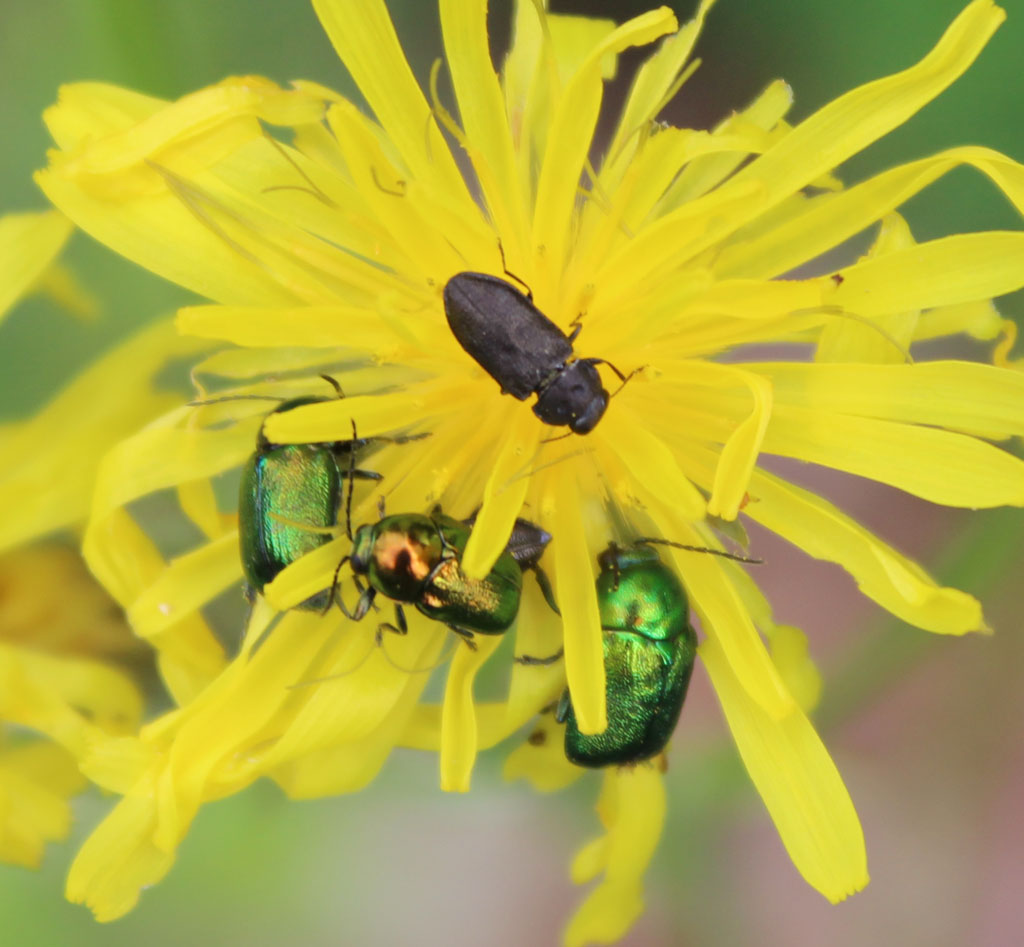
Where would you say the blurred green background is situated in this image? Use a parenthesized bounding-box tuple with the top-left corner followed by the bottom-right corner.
(1, 1, 1022, 945)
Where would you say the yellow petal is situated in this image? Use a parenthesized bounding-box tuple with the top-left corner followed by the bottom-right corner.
(0, 319, 205, 554)
(748, 470, 987, 635)
(701, 636, 869, 903)
(754, 360, 1024, 440)
(126, 532, 241, 640)
(0, 742, 83, 868)
(66, 773, 175, 922)
(546, 478, 605, 735)
(440, 0, 529, 260)
(602, 0, 1005, 295)
(605, 0, 715, 171)
(829, 231, 1024, 316)
(565, 766, 666, 947)
(762, 403, 1024, 508)
(0, 210, 72, 323)
(440, 636, 502, 792)
(532, 7, 677, 290)
(311, 0, 474, 208)
(716, 145, 1024, 280)
(502, 717, 582, 793)
(461, 408, 538, 578)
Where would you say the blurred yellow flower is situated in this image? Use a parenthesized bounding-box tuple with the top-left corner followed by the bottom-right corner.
(0, 543, 143, 868)
(0, 211, 148, 869)
(30, 0, 1024, 942)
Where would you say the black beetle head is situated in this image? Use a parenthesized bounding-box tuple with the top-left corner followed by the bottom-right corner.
(533, 360, 608, 434)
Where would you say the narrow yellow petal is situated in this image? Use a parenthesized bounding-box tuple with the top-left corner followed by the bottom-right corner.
(0, 319, 205, 554)
(461, 408, 539, 578)
(440, 0, 530, 260)
(439, 636, 502, 792)
(547, 478, 605, 735)
(311, 0, 473, 206)
(91, 412, 256, 525)
(177, 303, 407, 353)
(126, 532, 241, 640)
(656, 536, 794, 718)
(602, 0, 1005, 295)
(66, 776, 174, 922)
(701, 636, 869, 903)
(753, 360, 1024, 440)
(816, 213, 919, 364)
(716, 145, 1024, 280)
(176, 478, 228, 541)
(704, 365, 773, 520)
(505, 579, 568, 732)
(599, 408, 706, 521)
(564, 766, 666, 947)
(748, 470, 986, 635)
(830, 231, 1024, 316)
(0, 210, 72, 323)
(606, 0, 715, 169)
(36, 167, 301, 307)
(660, 79, 793, 210)
(261, 384, 449, 443)
(763, 403, 1024, 508)
(533, 7, 678, 290)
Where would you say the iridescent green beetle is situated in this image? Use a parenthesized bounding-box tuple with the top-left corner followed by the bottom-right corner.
(343, 509, 529, 643)
(238, 394, 387, 611)
(557, 541, 698, 767)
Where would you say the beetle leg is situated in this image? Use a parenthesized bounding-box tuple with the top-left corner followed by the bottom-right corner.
(374, 604, 409, 646)
(319, 374, 345, 399)
(513, 647, 563, 666)
(528, 565, 561, 616)
(322, 555, 350, 617)
(446, 624, 478, 651)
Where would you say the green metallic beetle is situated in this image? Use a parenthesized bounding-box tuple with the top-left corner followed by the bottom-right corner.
(342, 508, 531, 644)
(556, 540, 698, 767)
(238, 394, 389, 611)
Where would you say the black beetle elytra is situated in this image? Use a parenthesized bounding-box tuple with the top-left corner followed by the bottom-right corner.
(443, 272, 628, 435)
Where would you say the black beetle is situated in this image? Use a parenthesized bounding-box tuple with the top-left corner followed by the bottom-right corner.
(443, 272, 628, 435)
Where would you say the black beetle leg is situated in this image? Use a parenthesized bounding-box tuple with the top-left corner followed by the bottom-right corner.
(339, 582, 375, 622)
(513, 647, 564, 666)
(529, 565, 561, 616)
(321, 555, 350, 616)
(446, 624, 478, 651)
(374, 604, 408, 646)
(319, 374, 345, 399)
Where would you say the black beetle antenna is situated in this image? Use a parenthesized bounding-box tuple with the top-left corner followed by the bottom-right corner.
(497, 239, 533, 300)
(588, 358, 645, 398)
(344, 420, 359, 541)
(635, 537, 762, 565)
(188, 394, 285, 407)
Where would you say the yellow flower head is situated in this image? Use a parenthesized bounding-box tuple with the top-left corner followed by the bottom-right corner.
(31, 0, 1024, 941)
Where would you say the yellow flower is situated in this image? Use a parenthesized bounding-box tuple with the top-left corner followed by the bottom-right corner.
(0, 210, 148, 869)
(32, 0, 1024, 941)
(0, 544, 144, 868)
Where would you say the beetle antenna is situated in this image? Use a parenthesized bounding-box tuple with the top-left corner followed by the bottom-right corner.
(370, 166, 407, 197)
(320, 374, 345, 399)
(345, 420, 358, 541)
(188, 394, 285, 407)
(634, 537, 762, 564)
(497, 239, 533, 299)
(588, 358, 645, 397)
